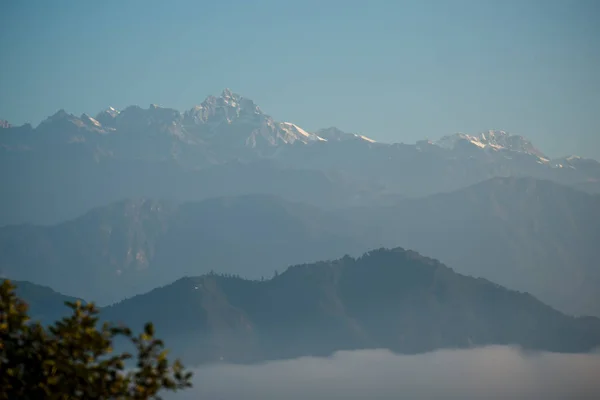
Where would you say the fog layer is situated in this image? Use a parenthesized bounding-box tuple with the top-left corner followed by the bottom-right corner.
(173, 346, 600, 399)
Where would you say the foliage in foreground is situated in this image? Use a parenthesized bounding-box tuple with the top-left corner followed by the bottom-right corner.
(0, 280, 192, 399)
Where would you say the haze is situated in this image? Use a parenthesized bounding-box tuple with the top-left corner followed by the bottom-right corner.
(2, 0, 600, 399)
(174, 346, 600, 400)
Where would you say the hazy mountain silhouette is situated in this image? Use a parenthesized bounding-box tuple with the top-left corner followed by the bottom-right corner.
(0, 195, 363, 304)
(348, 177, 600, 317)
(2, 90, 599, 226)
(2, 176, 599, 316)
(98, 248, 600, 365)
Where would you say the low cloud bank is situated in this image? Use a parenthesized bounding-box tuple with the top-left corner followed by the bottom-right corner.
(172, 346, 600, 399)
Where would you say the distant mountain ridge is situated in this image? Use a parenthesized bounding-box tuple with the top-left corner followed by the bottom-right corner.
(0, 195, 364, 305)
(2, 89, 361, 160)
(1, 89, 599, 227)
(2, 89, 594, 168)
(99, 248, 600, 365)
(434, 130, 548, 159)
(1, 177, 599, 317)
(344, 177, 600, 317)
(1, 89, 589, 164)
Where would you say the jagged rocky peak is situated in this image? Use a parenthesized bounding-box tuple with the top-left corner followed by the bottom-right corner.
(183, 89, 263, 125)
(114, 105, 145, 123)
(435, 130, 546, 158)
(219, 88, 254, 108)
(119, 104, 178, 119)
(95, 107, 120, 127)
(146, 104, 181, 120)
(98, 106, 120, 118)
(37, 109, 81, 128)
(48, 109, 72, 120)
(221, 87, 234, 100)
(30, 109, 106, 135)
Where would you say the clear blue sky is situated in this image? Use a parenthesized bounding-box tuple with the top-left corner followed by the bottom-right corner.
(1, 0, 599, 158)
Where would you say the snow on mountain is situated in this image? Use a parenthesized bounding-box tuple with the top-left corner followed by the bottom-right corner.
(180, 89, 325, 149)
(37, 110, 102, 133)
(15, 90, 598, 178)
(103, 107, 120, 118)
(551, 155, 600, 172)
(0, 120, 11, 129)
(94, 107, 120, 127)
(183, 88, 263, 126)
(435, 130, 547, 159)
(24, 89, 325, 154)
(357, 134, 376, 143)
(316, 127, 377, 143)
(80, 113, 102, 128)
(279, 122, 326, 142)
(18, 90, 378, 153)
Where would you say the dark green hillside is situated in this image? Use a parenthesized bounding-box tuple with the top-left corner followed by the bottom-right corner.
(102, 248, 600, 365)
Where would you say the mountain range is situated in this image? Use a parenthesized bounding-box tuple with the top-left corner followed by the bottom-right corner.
(344, 177, 600, 317)
(1, 177, 599, 317)
(0, 195, 362, 305)
(3, 88, 600, 371)
(1, 89, 599, 226)
(9, 248, 600, 366)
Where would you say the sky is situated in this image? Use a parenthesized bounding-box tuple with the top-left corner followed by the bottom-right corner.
(1, 0, 599, 158)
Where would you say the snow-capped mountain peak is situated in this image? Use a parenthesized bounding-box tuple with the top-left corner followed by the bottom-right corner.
(94, 107, 120, 127)
(178, 90, 327, 151)
(316, 127, 377, 143)
(221, 88, 234, 100)
(103, 107, 120, 117)
(435, 130, 547, 158)
(279, 122, 326, 142)
(183, 89, 263, 125)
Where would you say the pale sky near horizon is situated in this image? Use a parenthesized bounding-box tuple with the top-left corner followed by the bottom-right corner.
(1, 0, 599, 158)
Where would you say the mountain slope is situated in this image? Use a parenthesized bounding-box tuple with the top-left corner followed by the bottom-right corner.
(0, 195, 363, 305)
(347, 177, 600, 317)
(2, 280, 83, 325)
(0, 156, 365, 226)
(101, 248, 600, 365)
